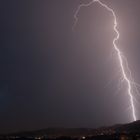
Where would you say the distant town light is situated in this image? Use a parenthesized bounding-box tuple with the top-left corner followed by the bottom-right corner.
(82, 136, 86, 139)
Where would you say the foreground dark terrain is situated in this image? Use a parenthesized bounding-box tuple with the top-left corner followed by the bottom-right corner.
(1, 121, 140, 140)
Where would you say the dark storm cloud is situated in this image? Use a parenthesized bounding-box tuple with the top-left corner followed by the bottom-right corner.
(0, 0, 140, 133)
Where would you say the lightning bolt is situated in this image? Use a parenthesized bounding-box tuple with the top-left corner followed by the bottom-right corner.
(73, 0, 137, 121)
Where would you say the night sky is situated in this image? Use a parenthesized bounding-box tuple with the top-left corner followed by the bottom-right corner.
(1, 0, 140, 134)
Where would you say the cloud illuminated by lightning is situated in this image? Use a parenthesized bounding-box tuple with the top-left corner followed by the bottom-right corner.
(73, 0, 137, 121)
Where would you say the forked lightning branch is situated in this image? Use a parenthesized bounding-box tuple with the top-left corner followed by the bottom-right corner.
(73, 0, 137, 121)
